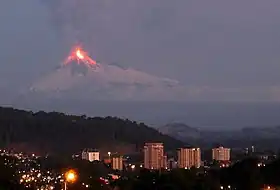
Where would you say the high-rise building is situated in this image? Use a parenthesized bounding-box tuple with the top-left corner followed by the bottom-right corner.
(112, 156, 123, 171)
(212, 147, 230, 161)
(177, 148, 201, 169)
(144, 143, 166, 170)
(82, 149, 100, 162)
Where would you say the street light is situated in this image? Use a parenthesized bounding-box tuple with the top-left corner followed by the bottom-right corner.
(64, 170, 77, 190)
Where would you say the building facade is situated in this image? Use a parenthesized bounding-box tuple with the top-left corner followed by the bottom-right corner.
(177, 148, 201, 169)
(112, 156, 123, 171)
(82, 149, 100, 162)
(212, 147, 231, 161)
(144, 143, 166, 170)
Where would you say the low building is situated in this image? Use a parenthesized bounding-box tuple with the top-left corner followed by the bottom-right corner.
(82, 149, 100, 162)
(167, 158, 177, 169)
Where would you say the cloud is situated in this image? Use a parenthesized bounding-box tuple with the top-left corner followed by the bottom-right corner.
(0, 0, 63, 85)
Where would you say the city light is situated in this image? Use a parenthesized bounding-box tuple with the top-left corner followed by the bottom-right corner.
(64, 170, 77, 190)
(65, 170, 77, 183)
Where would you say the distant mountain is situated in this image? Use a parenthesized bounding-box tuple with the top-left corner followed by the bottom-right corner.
(158, 122, 280, 150)
(0, 107, 184, 155)
(241, 126, 280, 139)
(158, 123, 201, 142)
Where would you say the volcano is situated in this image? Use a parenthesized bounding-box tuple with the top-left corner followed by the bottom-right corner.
(29, 47, 186, 101)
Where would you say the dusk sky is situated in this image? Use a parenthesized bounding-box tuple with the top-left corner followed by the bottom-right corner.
(1, 0, 280, 101)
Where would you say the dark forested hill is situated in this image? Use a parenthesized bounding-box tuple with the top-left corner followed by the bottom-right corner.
(0, 107, 183, 154)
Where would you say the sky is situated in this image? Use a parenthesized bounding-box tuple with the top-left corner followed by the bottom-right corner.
(1, 0, 280, 102)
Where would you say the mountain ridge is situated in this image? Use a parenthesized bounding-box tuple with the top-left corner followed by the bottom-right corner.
(0, 106, 184, 154)
(158, 122, 280, 150)
(158, 123, 201, 142)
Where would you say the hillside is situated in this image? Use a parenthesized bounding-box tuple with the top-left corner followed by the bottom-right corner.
(158, 123, 201, 142)
(0, 107, 183, 155)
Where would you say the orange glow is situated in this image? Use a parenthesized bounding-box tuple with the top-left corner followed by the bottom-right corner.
(76, 49, 84, 60)
(64, 46, 96, 66)
(65, 170, 77, 183)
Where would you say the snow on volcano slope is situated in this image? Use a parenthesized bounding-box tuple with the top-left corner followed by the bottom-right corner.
(30, 63, 186, 101)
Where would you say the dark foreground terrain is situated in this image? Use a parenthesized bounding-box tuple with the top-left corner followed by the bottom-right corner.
(0, 107, 183, 154)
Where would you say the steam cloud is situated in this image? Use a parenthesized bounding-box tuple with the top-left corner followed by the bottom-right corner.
(42, 0, 129, 47)
(41, 0, 176, 56)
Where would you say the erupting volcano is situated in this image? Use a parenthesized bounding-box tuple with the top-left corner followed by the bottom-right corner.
(29, 45, 184, 101)
(64, 46, 97, 67)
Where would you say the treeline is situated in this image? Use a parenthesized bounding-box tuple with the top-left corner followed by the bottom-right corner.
(0, 107, 183, 154)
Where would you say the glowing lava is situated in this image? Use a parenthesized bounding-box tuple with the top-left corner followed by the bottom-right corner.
(64, 46, 96, 66)
(76, 49, 84, 60)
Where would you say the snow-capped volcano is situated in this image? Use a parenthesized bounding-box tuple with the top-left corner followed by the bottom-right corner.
(29, 60, 184, 101)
